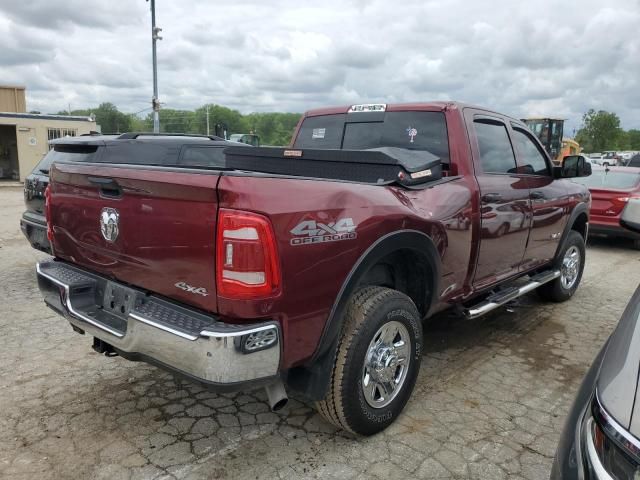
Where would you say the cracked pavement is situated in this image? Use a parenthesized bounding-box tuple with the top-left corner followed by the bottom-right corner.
(1, 186, 639, 479)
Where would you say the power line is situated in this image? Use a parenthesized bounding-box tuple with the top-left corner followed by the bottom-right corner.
(129, 106, 154, 116)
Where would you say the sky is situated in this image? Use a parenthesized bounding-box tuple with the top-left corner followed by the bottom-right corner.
(0, 0, 639, 135)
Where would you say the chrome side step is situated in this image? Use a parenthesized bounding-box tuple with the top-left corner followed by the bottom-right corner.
(464, 270, 560, 319)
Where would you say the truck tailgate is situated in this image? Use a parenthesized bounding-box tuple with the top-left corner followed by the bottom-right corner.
(49, 162, 219, 312)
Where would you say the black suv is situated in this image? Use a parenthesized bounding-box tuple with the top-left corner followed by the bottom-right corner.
(20, 133, 246, 254)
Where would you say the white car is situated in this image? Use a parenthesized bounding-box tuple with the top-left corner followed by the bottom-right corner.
(602, 151, 621, 166)
(586, 153, 604, 165)
(587, 153, 617, 167)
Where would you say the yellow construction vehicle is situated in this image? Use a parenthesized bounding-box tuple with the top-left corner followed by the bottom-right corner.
(522, 118, 580, 164)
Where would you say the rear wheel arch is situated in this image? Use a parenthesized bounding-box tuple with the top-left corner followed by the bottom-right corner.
(286, 229, 441, 401)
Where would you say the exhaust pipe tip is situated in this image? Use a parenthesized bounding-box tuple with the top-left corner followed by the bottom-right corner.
(271, 397, 288, 412)
(265, 380, 288, 412)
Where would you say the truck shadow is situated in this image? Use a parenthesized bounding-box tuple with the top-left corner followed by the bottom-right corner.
(587, 235, 638, 252)
(421, 293, 586, 383)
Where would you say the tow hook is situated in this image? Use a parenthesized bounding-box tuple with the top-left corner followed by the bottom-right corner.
(92, 337, 118, 357)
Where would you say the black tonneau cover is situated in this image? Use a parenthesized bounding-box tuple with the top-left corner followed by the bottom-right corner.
(223, 146, 442, 186)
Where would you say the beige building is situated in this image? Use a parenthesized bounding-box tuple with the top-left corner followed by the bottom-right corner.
(0, 85, 27, 113)
(0, 113, 97, 182)
(0, 85, 97, 181)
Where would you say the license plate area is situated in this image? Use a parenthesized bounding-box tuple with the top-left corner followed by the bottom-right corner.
(102, 282, 137, 320)
(31, 226, 46, 245)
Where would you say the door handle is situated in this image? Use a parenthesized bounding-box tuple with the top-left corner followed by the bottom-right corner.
(530, 191, 545, 200)
(481, 193, 502, 203)
(88, 177, 122, 198)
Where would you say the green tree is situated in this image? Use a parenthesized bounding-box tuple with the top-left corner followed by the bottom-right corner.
(575, 109, 624, 152)
(158, 109, 195, 133)
(58, 103, 132, 133)
(627, 129, 640, 150)
(129, 115, 149, 132)
(54, 102, 303, 143)
(244, 112, 301, 146)
(187, 104, 247, 136)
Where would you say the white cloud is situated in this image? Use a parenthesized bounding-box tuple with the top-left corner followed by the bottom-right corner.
(0, 0, 638, 134)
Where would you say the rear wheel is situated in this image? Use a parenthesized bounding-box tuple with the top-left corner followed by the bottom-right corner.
(315, 286, 423, 435)
(633, 239, 640, 250)
(538, 230, 585, 302)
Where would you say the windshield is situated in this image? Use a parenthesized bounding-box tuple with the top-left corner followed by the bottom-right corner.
(293, 111, 450, 162)
(572, 169, 640, 190)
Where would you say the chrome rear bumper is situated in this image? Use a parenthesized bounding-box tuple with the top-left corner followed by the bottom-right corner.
(36, 260, 281, 388)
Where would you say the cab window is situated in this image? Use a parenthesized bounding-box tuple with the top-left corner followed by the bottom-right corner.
(512, 128, 550, 175)
(474, 120, 517, 174)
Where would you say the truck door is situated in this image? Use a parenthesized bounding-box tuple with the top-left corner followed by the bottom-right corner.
(468, 116, 531, 290)
(510, 124, 569, 269)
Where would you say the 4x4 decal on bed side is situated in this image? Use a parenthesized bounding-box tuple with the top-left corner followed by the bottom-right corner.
(290, 218, 357, 246)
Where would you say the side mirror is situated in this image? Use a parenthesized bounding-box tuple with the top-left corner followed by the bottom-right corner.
(621, 197, 640, 234)
(558, 155, 592, 178)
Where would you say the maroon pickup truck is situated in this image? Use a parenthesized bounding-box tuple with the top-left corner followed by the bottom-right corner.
(37, 102, 591, 435)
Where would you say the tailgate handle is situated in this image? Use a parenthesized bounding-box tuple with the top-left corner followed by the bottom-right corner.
(88, 177, 122, 198)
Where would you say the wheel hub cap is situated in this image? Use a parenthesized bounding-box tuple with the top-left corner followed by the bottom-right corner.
(362, 321, 411, 408)
(560, 245, 581, 289)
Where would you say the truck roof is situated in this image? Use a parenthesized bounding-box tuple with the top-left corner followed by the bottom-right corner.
(302, 101, 524, 124)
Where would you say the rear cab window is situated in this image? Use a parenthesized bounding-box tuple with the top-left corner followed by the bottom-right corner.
(293, 110, 450, 167)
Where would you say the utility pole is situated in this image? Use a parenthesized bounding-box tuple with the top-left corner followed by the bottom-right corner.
(206, 105, 210, 136)
(149, 0, 162, 133)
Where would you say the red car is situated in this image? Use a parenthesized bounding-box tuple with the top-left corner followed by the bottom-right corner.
(37, 103, 592, 435)
(572, 165, 640, 249)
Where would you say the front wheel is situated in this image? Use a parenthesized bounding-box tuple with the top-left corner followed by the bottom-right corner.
(538, 230, 586, 302)
(315, 286, 423, 435)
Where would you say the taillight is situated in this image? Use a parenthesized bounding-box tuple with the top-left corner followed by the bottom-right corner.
(609, 196, 638, 215)
(44, 184, 53, 241)
(216, 209, 281, 299)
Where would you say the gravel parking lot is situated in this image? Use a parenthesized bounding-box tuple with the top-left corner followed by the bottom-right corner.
(1, 185, 639, 480)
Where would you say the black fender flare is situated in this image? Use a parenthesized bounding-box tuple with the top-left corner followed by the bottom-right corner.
(286, 229, 441, 400)
(554, 203, 589, 261)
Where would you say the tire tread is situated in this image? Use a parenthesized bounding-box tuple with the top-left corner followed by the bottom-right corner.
(315, 286, 414, 434)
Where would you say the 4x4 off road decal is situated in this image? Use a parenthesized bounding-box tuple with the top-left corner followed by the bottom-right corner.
(290, 218, 357, 246)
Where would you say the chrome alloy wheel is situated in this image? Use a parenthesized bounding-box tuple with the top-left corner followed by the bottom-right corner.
(362, 321, 411, 408)
(561, 245, 581, 289)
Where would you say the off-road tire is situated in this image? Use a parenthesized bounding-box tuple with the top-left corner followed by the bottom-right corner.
(537, 230, 585, 302)
(315, 286, 423, 435)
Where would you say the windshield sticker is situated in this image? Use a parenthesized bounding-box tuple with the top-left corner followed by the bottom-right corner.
(406, 127, 418, 143)
(312, 128, 326, 139)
